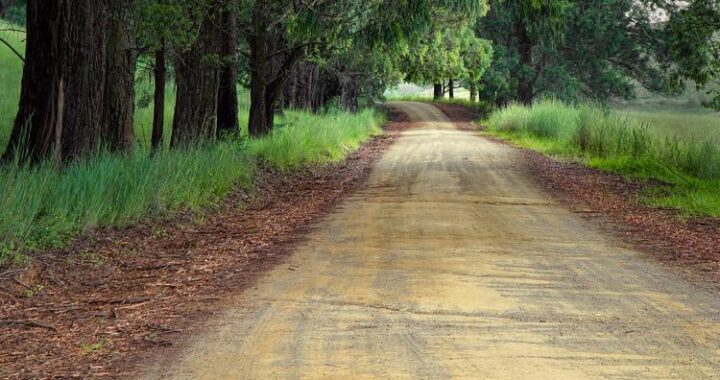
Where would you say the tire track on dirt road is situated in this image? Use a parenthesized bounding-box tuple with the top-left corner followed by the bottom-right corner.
(144, 101, 720, 379)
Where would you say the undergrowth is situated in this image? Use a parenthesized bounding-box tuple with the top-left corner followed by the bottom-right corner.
(248, 109, 384, 169)
(486, 99, 720, 217)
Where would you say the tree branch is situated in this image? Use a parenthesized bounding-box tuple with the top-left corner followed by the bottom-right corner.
(0, 36, 24, 64)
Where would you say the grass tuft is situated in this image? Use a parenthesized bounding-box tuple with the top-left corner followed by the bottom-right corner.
(248, 109, 384, 170)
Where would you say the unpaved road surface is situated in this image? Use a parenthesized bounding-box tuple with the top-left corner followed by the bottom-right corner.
(146, 102, 720, 379)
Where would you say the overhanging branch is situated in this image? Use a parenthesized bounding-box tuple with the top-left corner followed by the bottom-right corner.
(0, 36, 24, 64)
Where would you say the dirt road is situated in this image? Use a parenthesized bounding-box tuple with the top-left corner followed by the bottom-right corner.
(145, 102, 720, 379)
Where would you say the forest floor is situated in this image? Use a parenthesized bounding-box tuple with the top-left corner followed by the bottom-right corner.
(2, 102, 720, 379)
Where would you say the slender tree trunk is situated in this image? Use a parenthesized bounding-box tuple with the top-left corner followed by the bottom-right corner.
(246, 17, 304, 137)
(171, 7, 221, 147)
(216, 2, 238, 136)
(151, 42, 166, 152)
(102, 0, 136, 153)
(247, 28, 272, 136)
(516, 20, 534, 105)
(448, 78, 455, 99)
(470, 83, 477, 102)
(339, 72, 358, 112)
(433, 83, 444, 100)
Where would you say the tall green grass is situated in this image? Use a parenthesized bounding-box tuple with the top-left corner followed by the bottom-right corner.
(0, 108, 384, 264)
(248, 109, 384, 169)
(0, 142, 253, 263)
(486, 99, 720, 217)
(617, 108, 720, 144)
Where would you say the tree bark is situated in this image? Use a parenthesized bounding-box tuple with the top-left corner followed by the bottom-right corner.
(2, 0, 129, 164)
(151, 41, 166, 152)
(247, 25, 272, 137)
(470, 83, 478, 102)
(216, 2, 238, 136)
(171, 6, 221, 147)
(102, 0, 136, 153)
(339, 72, 358, 112)
(433, 83, 444, 100)
(448, 78, 455, 99)
(59, 0, 110, 161)
(246, 10, 304, 137)
(2, 0, 61, 163)
(516, 19, 534, 105)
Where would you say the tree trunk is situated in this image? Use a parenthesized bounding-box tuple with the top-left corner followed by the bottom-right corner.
(339, 72, 358, 112)
(247, 26, 272, 137)
(59, 0, 111, 161)
(102, 0, 136, 153)
(216, 2, 238, 136)
(448, 78, 455, 99)
(246, 7, 304, 138)
(516, 19, 534, 106)
(2, 0, 61, 163)
(171, 7, 221, 147)
(433, 83, 444, 100)
(151, 42, 166, 152)
(2, 0, 121, 164)
(470, 83, 477, 102)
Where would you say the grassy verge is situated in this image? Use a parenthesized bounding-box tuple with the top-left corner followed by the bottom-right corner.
(485, 99, 720, 217)
(248, 109, 384, 169)
(0, 108, 385, 264)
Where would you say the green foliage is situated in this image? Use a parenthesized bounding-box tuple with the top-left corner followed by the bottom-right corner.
(666, 0, 720, 109)
(134, 0, 211, 52)
(1, 1, 25, 25)
(402, 21, 493, 89)
(486, 100, 720, 216)
(478, 0, 679, 105)
(0, 108, 384, 264)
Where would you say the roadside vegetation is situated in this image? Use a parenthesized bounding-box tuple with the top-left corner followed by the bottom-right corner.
(486, 99, 720, 217)
(0, 18, 383, 264)
(0, 108, 383, 264)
